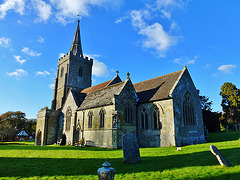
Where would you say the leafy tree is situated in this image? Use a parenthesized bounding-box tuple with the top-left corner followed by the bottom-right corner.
(220, 82, 240, 128)
(199, 92, 220, 132)
(200, 94, 213, 111)
(0, 111, 28, 142)
(0, 120, 16, 142)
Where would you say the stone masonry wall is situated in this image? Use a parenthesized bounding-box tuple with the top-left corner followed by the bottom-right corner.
(114, 79, 137, 148)
(137, 99, 175, 147)
(77, 105, 115, 148)
(62, 91, 78, 145)
(172, 69, 206, 146)
(35, 109, 60, 145)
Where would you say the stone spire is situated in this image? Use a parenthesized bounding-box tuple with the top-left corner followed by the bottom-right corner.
(70, 20, 83, 56)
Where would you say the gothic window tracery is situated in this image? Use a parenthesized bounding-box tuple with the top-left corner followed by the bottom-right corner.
(153, 106, 161, 129)
(183, 92, 195, 126)
(141, 108, 148, 129)
(88, 111, 93, 128)
(99, 109, 105, 128)
(124, 103, 133, 124)
(65, 107, 72, 131)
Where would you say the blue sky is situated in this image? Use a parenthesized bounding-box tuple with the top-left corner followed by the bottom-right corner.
(0, 0, 240, 118)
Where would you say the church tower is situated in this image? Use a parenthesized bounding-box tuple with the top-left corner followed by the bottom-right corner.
(51, 20, 93, 110)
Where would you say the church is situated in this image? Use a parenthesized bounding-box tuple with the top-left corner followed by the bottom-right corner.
(35, 21, 206, 148)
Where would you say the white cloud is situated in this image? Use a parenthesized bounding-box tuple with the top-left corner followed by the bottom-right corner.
(6, 69, 28, 77)
(14, 55, 26, 64)
(22, 47, 42, 56)
(156, 0, 185, 19)
(49, 84, 54, 89)
(92, 59, 109, 77)
(218, 64, 236, 74)
(0, 37, 10, 47)
(32, 0, 52, 22)
(38, 36, 44, 43)
(58, 53, 65, 58)
(139, 23, 178, 54)
(174, 56, 197, 65)
(84, 53, 101, 59)
(36, 70, 50, 76)
(129, 9, 178, 57)
(50, 0, 121, 24)
(0, 0, 25, 19)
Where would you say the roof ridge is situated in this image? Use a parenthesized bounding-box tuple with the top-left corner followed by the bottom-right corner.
(133, 69, 183, 86)
(86, 81, 125, 94)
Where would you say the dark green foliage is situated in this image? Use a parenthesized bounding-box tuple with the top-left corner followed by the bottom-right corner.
(220, 82, 240, 128)
(199, 92, 220, 132)
(0, 111, 36, 142)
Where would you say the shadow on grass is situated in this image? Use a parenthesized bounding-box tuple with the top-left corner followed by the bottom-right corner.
(0, 148, 239, 178)
(208, 131, 240, 142)
(0, 144, 116, 151)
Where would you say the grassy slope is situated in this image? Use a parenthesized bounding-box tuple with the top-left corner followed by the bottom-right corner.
(0, 131, 239, 179)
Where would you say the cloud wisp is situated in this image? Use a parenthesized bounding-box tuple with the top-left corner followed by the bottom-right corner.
(218, 64, 236, 74)
(36, 70, 50, 76)
(14, 55, 26, 64)
(0, 37, 10, 47)
(6, 69, 28, 77)
(22, 47, 42, 56)
(174, 56, 197, 65)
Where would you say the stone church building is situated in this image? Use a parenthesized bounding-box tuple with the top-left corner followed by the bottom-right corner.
(35, 21, 206, 148)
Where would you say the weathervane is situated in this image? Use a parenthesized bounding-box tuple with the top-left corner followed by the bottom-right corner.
(77, 14, 81, 22)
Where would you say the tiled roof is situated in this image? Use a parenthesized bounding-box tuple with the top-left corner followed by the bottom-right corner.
(133, 70, 183, 103)
(78, 81, 125, 110)
(81, 80, 112, 93)
(16, 130, 29, 137)
(81, 75, 122, 94)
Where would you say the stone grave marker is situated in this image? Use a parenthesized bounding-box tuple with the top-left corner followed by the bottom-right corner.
(210, 145, 232, 167)
(122, 133, 141, 163)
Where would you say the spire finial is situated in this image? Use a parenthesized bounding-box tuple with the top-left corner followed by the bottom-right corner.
(70, 17, 83, 57)
(116, 70, 119, 75)
(126, 72, 130, 79)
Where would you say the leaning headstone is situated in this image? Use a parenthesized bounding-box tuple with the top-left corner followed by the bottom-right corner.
(97, 161, 115, 180)
(60, 134, 66, 146)
(122, 133, 141, 163)
(210, 145, 232, 167)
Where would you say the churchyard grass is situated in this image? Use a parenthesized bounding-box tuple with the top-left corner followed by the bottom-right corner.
(0, 131, 240, 179)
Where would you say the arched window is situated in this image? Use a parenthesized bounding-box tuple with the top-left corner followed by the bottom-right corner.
(60, 67, 64, 78)
(183, 92, 195, 126)
(141, 108, 148, 129)
(99, 109, 105, 128)
(78, 67, 82, 77)
(65, 107, 72, 131)
(153, 106, 161, 129)
(88, 111, 93, 128)
(124, 103, 133, 124)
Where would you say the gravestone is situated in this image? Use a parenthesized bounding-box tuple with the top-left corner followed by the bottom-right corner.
(122, 133, 141, 163)
(60, 134, 66, 146)
(210, 145, 232, 167)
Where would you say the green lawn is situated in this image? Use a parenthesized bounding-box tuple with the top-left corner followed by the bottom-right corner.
(0, 131, 240, 179)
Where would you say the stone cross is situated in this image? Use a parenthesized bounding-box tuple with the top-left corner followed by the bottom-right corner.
(210, 145, 232, 167)
(122, 133, 141, 163)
